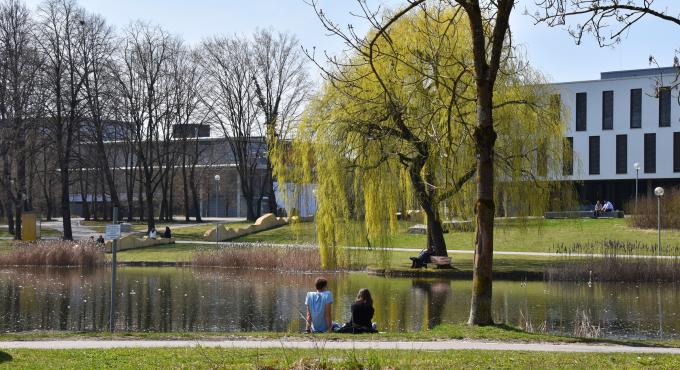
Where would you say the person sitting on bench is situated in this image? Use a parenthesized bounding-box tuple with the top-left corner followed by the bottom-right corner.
(603, 200, 614, 213)
(410, 245, 434, 268)
(593, 200, 603, 217)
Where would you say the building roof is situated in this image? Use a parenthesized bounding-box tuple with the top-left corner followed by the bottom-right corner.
(600, 67, 679, 80)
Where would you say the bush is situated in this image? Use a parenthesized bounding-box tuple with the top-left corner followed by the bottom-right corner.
(628, 187, 680, 229)
(0, 241, 106, 267)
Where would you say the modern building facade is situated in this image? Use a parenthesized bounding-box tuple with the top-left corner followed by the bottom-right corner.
(554, 67, 679, 209)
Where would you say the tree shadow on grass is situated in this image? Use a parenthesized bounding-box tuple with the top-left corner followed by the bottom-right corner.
(490, 323, 676, 348)
(0, 351, 12, 363)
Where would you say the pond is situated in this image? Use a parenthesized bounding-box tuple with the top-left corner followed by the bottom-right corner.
(0, 267, 677, 340)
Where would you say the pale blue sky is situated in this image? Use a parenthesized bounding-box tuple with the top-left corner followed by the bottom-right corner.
(24, 0, 680, 83)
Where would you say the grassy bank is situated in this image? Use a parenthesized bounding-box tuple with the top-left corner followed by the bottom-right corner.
(234, 218, 680, 253)
(0, 323, 674, 347)
(0, 347, 676, 369)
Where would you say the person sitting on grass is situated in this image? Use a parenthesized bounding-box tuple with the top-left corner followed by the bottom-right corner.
(96, 235, 105, 244)
(163, 226, 172, 239)
(410, 245, 434, 268)
(335, 288, 378, 334)
(305, 277, 334, 333)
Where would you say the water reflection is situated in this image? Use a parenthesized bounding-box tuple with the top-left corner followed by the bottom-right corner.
(0, 267, 678, 340)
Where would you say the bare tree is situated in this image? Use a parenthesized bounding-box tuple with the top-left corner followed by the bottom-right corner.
(534, 0, 680, 97)
(36, 0, 90, 240)
(0, 0, 41, 239)
(251, 29, 311, 215)
(112, 21, 178, 231)
(198, 36, 266, 221)
(79, 11, 120, 216)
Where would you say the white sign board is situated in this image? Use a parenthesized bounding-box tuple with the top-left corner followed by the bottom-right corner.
(105, 224, 121, 240)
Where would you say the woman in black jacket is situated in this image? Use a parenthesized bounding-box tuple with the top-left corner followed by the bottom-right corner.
(336, 288, 376, 333)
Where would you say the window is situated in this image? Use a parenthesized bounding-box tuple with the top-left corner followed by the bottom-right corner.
(589, 136, 600, 175)
(563, 137, 573, 176)
(674, 133, 680, 173)
(537, 142, 547, 177)
(630, 88, 642, 128)
(644, 133, 656, 173)
(602, 90, 613, 130)
(659, 87, 671, 127)
(550, 94, 561, 120)
(576, 92, 587, 131)
(616, 135, 627, 174)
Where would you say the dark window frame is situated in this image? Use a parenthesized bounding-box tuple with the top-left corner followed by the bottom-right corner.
(602, 90, 613, 130)
(589, 136, 600, 175)
(615, 134, 627, 174)
(563, 137, 573, 176)
(674, 132, 680, 173)
(659, 87, 671, 127)
(630, 88, 642, 129)
(576, 92, 587, 131)
(644, 133, 656, 174)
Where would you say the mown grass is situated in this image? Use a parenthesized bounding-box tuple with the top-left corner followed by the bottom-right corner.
(0, 323, 675, 347)
(234, 218, 680, 253)
(0, 347, 677, 369)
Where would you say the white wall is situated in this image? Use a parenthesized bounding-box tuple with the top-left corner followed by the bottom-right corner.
(554, 71, 679, 181)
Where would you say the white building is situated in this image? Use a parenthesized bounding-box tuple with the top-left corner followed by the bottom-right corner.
(554, 67, 679, 208)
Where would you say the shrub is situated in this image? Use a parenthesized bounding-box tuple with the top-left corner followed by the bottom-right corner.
(0, 240, 106, 267)
(628, 187, 680, 229)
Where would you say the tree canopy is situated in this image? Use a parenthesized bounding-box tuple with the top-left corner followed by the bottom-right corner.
(275, 4, 571, 269)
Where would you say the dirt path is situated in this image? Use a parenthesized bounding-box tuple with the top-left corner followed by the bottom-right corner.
(1, 339, 679, 353)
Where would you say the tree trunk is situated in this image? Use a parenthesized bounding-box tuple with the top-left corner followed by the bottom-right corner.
(265, 161, 278, 215)
(468, 88, 497, 326)
(189, 171, 202, 223)
(145, 178, 155, 232)
(60, 161, 73, 240)
(182, 164, 190, 222)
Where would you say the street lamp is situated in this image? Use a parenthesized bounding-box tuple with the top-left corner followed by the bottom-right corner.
(633, 162, 641, 215)
(654, 186, 664, 256)
(214, 174, 221, 245)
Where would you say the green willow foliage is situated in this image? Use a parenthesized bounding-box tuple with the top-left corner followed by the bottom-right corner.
(272, 5, 574, 269)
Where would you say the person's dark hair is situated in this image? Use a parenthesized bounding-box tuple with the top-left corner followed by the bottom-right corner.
(314, 278, 327, 291)
(355, 288, 373, 306)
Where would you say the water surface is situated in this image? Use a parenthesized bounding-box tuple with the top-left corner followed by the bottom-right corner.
(0, 267, 677, 340)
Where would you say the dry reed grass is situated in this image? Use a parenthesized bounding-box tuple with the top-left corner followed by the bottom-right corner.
(628, 187, 680, 229)
(546, 240, 680, 282)
(0, 240, 105, 267)
(193, 243, 331, 272)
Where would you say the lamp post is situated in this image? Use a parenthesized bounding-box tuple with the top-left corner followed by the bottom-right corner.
(654, 186, 664, 256)
(633, 162, 640, 215)
(214, 174, 221, 217)
(214, 174, 221, 245)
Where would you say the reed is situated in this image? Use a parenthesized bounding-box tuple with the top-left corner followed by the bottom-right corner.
(192, 243, 365, 272)
(0, 240, 106, 267)
(546, 240, 680, 282)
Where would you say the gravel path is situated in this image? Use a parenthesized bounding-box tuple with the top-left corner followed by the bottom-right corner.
(1, 339, 679, 353)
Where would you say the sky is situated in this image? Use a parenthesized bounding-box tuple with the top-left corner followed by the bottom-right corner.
(23, 0, 680, 83)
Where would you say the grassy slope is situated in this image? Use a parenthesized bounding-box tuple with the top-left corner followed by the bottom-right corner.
(0, 347, 676, 369)
(234, 218, 680, 253)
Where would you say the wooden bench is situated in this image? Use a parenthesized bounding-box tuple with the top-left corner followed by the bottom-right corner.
(428, 256, 452, 268)
(544, 210, 624, 219)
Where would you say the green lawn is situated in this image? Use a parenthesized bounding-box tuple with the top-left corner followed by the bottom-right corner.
(234, 218, 680, 253)
(0, 347, 676, 369)
(81, 220, 252, 239)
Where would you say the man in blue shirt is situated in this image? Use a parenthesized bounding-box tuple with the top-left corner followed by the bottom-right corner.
(305, 277, 333, 333)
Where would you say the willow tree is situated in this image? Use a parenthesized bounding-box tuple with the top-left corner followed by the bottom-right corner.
(275, 4, 567, 270)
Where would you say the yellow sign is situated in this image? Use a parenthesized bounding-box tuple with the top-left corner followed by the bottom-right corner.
(22, 213, 38, 241)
